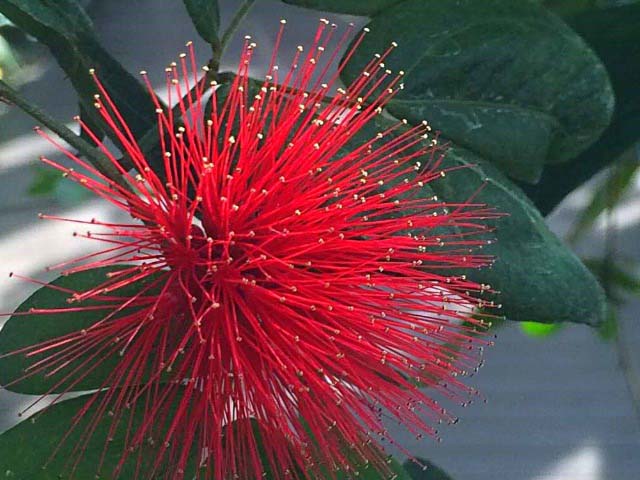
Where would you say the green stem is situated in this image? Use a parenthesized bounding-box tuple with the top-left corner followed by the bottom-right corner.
(213, 0, 257, 71)
(172, 1, 256, 120)
(0, 79, 128, 188)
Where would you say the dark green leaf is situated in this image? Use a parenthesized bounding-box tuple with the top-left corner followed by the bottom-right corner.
(345, 116, 606, 325)
(520, 321, 564, 337)
(183, 0, 220, 44)
(0, 390, 410, 480)
(0, 390, 198, 479)
(432, 144, 606, 325)
(78, 101, 106, 147)
(0, 0, 93, 40)
(0, 266, 161, 394)
(403, 458, 454, 480)
(282, 0, 402, 15)
(0, 0, 162, 164)
(523, 3, 640, 214)
(335, 457, 410, 480)
(341, 0, 614, 183)
(541, 0, 600, 16)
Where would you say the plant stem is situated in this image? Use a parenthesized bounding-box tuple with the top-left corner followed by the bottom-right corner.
(174, 0, 256, 119)
(0, 79, 128, 188)
(212, 0, 257, 72)
(605, 147, 640, 427)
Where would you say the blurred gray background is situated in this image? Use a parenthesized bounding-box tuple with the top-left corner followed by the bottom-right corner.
(0, 1, 639, 479)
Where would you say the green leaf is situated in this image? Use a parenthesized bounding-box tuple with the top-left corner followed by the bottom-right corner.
(0, 0, 93, 40)
(541, 0, 600, 16)
(520, 321, 564, 337)
(78, 101, 106, 147)
(341, 0, 614, 184)
(183, 0, 220, 44)
(403, 458, 454, 480)
(27, 165, 62, 196)
(281, 0, 402, 16)
(0, 390, 199, 479)
(0, 266, 161, 394)
(0, 391, 410, 480)
(432, 144, 606, 325)
(344, 116, 606, 325)
(0, 0, 161, 162)
(522, 3, 640, 214)
(334, 457, 410, 480)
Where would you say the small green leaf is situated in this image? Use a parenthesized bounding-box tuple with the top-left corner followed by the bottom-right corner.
(403, 457, 454, 480)
(520, 321, 564, 337)
(282, 0, 402, 16)
(27, 165, 61, 196)
(0, 266, 162, 394)
(183, 0, 220, 44)
(522, 3, 640, 214)
(341, 0, 614, 183)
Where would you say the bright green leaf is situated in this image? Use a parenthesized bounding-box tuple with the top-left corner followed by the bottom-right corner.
(520, 321, 564, 337)
(341, 0, 614, 183)
(183, 0, 220, 44)
(0, 266, 162, 394)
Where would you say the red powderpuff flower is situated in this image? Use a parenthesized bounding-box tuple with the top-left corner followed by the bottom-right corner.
(4, 19, 498, 480)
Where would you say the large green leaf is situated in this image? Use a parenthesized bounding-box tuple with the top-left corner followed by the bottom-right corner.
(0, 0, 161, 164)
(282, 0, 402, 15)
(0, 389, 412, 479)
(0, 266, 161, 394)
(432, 143, 605, 325)
(522, 3, 640, 214)
(348, 116, 605, 325)
(0, 390, 201, 479)
(341, 0, 614, 184)
(183, 0, 220, 44)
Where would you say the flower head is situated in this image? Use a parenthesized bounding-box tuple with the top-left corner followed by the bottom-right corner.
(6, 20, 497, 479)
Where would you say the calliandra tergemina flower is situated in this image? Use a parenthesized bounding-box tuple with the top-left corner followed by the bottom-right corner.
(3, 19, 499, 480)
